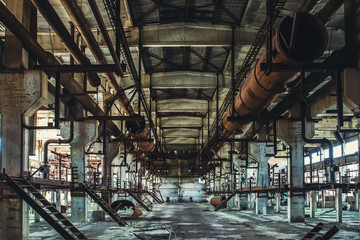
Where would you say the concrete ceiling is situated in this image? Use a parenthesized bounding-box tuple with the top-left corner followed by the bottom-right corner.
(0, 0, 347, 157)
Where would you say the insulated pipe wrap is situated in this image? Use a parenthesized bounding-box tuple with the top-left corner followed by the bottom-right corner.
(223, 13, 328, 134)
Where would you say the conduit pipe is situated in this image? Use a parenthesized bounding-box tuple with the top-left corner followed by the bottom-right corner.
(43, 120, 74, 179)
(31, 0, 101, 87)
(0, 2, 122, 137)
(301, 117, 335, 183)
(60, 0, 155, 153)
(214, 1, 345, 156)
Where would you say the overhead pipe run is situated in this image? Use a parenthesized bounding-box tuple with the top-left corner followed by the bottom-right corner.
(0, 2, 122, 137)
(60, 0, 155, 154)
(205, 1, 345, 160)
(222, 12, 328, 133)
(31, 0, 101, 87)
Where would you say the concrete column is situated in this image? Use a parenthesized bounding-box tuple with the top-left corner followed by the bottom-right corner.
(278, 120, 305, 222)
(51, 190, 55, 204)
(3, 0, 31, 69)
(356, 190, 359, 211)
(0, 71, 46, 239)
(64, 190, 68, 208)
(102, 142, 120, 204)
(56, 190, 61, 211)
(322, 190, 326, 208)
(240, 193, 248, 210)
(310, 191, 316, 218)
(336, 188, 342, 222)
(250, 142, 269, 214)
(276, 192, 281, 213)
(65, 121, 97, 222)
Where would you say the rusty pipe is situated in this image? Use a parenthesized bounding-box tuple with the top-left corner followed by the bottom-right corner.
(31, 0, 101, 87)
(0, 2, 122, 137)
(43, 121, 74, 179)
(222, 13, 328, 134)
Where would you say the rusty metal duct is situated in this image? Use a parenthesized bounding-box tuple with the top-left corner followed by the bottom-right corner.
(223, 13, 328, 133)
(0, 2, 122, 137)
(30, 0, 101, 87)
(215, 1, 344, 155)
(60, 0, 155, 152)
(126, 116, 155, 152)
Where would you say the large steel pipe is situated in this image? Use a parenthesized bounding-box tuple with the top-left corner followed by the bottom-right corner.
(222, 13, 328, 134)
(110, 199, 143, 219)
(31, 0, 101, 87)
(0, 2, 121, 137)
(126, 115, 156, 152)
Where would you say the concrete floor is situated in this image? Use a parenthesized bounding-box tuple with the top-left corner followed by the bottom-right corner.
(29, 203, 360, 240)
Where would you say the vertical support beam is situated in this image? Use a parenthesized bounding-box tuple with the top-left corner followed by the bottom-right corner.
(310, 191, 316, 218)
(56, 190, 61, 211)
(51, 190, 55, 204)
(250, 141, 269, 214)
(216, 73, 219, 141)
(276, 192, 281, 213)
(336, 188, 342, 222)
(66, 121, 97, 222)
(278, 120, 305, 222)
(0, 70, 46, 240)
(3, 0, 31, 69)
(231, 26, 235, 118)
(207, 100, 210, 142)
(64, 190, 68, 208)
(138, 26, 142, 115)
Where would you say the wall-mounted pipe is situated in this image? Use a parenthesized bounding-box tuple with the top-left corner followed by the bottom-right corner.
(31, 0, 101, 87)
(42, 121, 74, 179)
(0, 2, 122, 137)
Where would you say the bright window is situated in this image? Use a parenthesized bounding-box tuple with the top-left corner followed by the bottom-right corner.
(311, 152, 320, 163)
(333, 144, 342, 158)
(304, 156, 310, 165)
(344, 139, 358, 155)
(324, 148, 329, 159)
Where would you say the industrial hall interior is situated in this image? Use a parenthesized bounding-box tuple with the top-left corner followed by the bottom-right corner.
(0, 0, 360, 239)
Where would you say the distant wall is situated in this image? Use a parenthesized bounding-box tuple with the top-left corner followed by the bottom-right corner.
(159, 159, 206, 202)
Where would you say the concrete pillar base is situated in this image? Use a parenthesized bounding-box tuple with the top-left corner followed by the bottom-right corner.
(71, 194, 88, 222)
(256, 193, 268, 214)
(336, 188, 342, 223)
(310, 191, 316, 218)
(276, 193, 281, 213)
(288, 194, 305, 222)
